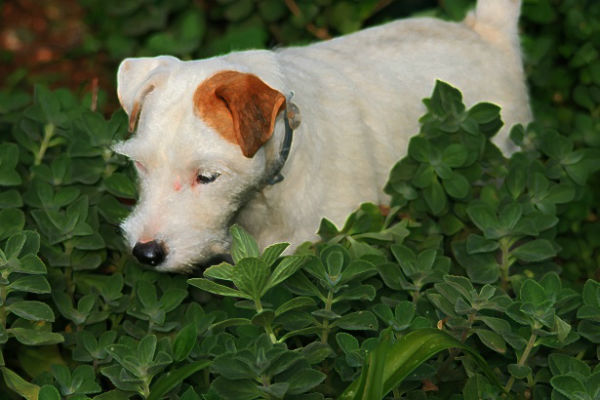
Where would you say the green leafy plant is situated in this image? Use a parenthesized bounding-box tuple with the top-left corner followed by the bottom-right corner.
(0, 1, 599, 399)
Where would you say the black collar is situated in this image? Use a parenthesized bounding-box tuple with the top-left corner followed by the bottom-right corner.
(265, 97, 300, 186)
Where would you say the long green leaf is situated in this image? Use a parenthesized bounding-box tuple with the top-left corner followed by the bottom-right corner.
(339, 328, 503, 400)
(1, 367, 40, 400)
(147, 360, 211, 400)
(187, 278, 251, 299)
(357, 340, 389, 400)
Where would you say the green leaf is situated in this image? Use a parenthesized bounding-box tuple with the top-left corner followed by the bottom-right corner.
(512, 239, 557, 262)
(0, 189, 22, 208)
(251, 309, 275, 328)
(463, 374, 498, 400)
(260, 242, 289, 266)
(427, 80, 465, 118)
(173, 323, 198, 362)
(408, 136, 432, 162)
(0, 143, 21, 186)
(317, 218, 339, 240)
(287, 369, 326, 395)
(5, 231, 40, 258)
(302, 342, 334, 365)
(211, 377, 260, 400)
(188, 278, 251, 299)
(442, 144, 468, 167)
(147, 360, 211, 400)
(508, 364, 531, 379)
(520, 280, 547, 307)
(8, 275, 51, 294)
(0, 208, 25, 241)
(468, 103, 501, 124)
(452, 242, 500, 284)
(424, 178, 447, 215)
(394, 301, 416, 329)
(210, 318, 252, 331)
(274, 296, 316, 316)
(467, 202, 498, 233)
(506, 166, 526, 199)
(548, 353, 591, 377)
(333, 311, 378, 331)
(339, 329, 502, 400)
(554, 315, 571, 342)
(1, 367, 40, 400)
(230, 225, 259, 263)
(38, 385, 61, 400)
(336, 332, 359, 353)
(266, 255, 307, 291)
(232, 258, 270, 300)
(136, 280, 157, 309)
(443, 172, 470, 199)
(204, 262, 235, 281)
(499, 202, 522, 231)
(582, 279, 600, 308)
(103, 173, 137, 199)
(14, 254, 47, 274)
(158, 289, 187, 313)
(412, 164, 435, 188)
(466, 234, 499, 254)
(7, 300, 55, 322)
(51, 364, 70, 391)
(550, 375, 586, 398)
(478, 316, 510, 335)
(475, 329, 506, 354)
(8, 328, 64, 346)
(137, 335, 157, 366)
(179, 387, 202, 400)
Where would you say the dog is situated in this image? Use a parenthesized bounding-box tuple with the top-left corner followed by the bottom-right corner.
(114, 0, 531, 273)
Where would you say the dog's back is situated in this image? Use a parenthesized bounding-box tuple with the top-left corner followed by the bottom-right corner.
(240, 0, 532, 247)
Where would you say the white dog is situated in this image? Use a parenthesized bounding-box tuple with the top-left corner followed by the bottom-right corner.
(115, 0, 531, 272)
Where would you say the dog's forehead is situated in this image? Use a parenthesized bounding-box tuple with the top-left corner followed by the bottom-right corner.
(117, 61, 266, 168)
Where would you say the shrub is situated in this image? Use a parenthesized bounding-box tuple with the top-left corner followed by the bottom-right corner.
(0, 0, 599, 399)
(1, 75, 599, 399)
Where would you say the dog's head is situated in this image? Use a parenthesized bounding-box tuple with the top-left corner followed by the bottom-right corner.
(114, 56, 287, 272)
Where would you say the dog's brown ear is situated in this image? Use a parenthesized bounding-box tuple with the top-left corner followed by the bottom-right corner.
(117, 56, 178, 132)
(194, 71, 286, 158)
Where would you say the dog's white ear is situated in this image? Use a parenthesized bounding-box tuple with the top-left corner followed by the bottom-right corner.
(117, 56, 179, 132)
(193, 71, 286, 157)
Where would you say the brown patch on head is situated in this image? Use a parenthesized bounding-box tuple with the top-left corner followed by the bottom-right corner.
(193, 71, 286, 157)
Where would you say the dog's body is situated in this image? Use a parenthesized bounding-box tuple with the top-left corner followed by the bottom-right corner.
(116, 0, 531, 272)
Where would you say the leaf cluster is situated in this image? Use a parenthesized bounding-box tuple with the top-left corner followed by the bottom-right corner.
(0, 0, 599, 399)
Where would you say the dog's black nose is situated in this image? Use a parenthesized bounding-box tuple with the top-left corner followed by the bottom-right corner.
(132, 241, 166, 266)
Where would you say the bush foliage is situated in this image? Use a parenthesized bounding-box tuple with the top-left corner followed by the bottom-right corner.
(0, 0, 599, 399)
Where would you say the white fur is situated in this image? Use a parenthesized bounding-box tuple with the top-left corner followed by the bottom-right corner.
(115, 0, 531, 272)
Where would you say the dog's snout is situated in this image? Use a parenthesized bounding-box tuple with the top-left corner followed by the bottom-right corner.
(132, 241, 166, 266)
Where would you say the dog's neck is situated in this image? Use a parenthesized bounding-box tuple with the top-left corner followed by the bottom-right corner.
(263, 97, 300, 186)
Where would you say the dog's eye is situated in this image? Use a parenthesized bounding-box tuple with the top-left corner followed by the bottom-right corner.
(196, 172, 220, 184)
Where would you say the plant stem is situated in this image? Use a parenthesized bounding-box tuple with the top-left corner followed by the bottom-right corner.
(254, 298, 277, 343)
(504, 331, 537, 394)
(499, 238, 513, 292)
(321, 290, 334, 344)
(0, 283, 7, 330)
(35, 123, 55, 166)
(264, 321, 278, 344)
(255, 298, 263, 313)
